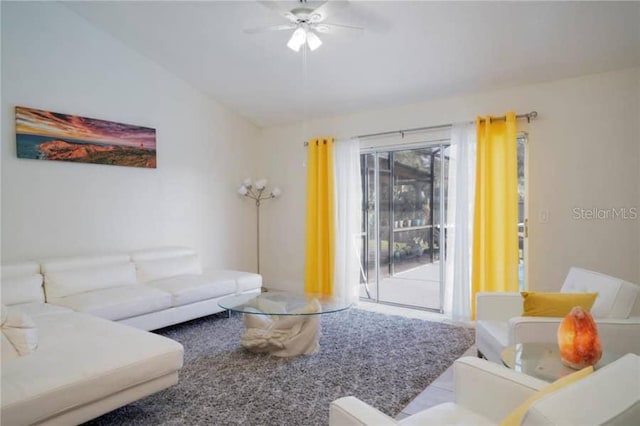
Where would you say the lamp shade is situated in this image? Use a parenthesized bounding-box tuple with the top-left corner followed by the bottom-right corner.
(287, 27, 307, 52)
(254, 178, 268, 190)
(557, 306, 602, 369)
(306, 31, 322, 51)
(238, 185, 248, 196)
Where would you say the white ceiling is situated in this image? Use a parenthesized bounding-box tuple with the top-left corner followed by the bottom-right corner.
(65, 1, 640, 127)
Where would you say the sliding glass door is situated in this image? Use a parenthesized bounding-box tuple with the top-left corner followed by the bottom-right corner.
(360, 144, 449, 311)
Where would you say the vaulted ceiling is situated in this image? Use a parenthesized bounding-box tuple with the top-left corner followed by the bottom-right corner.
(66, 1, 640, 127)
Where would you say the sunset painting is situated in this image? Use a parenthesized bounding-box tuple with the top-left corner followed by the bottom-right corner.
(16, 106, 156, 168)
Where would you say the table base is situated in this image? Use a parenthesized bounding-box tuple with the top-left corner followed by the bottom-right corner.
(241, 314, 320, 357)
(240, 300, 322, 357)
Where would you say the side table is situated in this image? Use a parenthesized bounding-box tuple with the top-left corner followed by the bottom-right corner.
(501, 342, 621, 382)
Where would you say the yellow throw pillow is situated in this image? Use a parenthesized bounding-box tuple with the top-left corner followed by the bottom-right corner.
(521, 292, 597, 317)
(499, 365, 593, 426)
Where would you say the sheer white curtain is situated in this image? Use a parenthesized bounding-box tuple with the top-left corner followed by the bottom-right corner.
(333, 137, 362, 303)
(444, 124, 476, 322)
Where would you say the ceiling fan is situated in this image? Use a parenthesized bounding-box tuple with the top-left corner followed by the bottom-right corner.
(244, 0, 363, 52)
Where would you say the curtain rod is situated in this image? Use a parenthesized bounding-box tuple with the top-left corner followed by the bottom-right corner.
(303, 111, 538, 146)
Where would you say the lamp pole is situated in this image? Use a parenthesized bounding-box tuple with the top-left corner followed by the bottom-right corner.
(238, 179, 281, 274)
(255, 192, 262, 274)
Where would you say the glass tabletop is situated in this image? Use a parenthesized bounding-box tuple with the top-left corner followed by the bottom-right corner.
(501, 342, 621, 382)
(218, 291, 352, 316)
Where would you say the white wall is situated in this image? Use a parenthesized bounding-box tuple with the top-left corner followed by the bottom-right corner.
(637, 70, 640, 282)
(1, 2, 259, 271)
(258, 68, 640, 292)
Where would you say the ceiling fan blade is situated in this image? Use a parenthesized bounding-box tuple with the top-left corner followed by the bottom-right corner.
(309, 1, 349, 23)
(243, 23, 297, 34)
(314, 22, 363, 35)
(258, 1, 299, 23)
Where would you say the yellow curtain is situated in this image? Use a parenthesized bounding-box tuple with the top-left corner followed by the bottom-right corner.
(305, 137, 335, 295)
(471, 112, 519, 319)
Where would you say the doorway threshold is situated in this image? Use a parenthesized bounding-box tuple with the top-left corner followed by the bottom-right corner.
(357, 300, 449, 323)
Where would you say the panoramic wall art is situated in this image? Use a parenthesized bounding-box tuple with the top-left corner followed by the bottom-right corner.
(15, 106, 157, 168)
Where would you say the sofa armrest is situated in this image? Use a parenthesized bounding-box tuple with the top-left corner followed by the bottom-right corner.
(454, 357, 547, 422)
(329, 397, 398, 426)
(508, 317, 561, 344)
(594, 317, 640, 354)
(476, 292, 523, 321)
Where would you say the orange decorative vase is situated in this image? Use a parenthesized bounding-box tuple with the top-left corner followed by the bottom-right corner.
(557, 306, 602, 369)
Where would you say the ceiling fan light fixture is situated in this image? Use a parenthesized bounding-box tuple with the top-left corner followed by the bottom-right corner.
(306, 31, 322, 51)
(249, 1, 362, 53)
(287, 26, 307, 52)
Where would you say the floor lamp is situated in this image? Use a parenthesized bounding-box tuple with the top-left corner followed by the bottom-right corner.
(238, 178, 281, 274)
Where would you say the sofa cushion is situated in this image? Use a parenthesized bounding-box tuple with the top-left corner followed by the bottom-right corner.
(1, 274, 45, 305)
(561, 267, 639, 318)
(8, 302, 73, 318)
(48, 285, 172, 321)
(1, 332, 19, 362)
(1, 261, 40, 278)
(1, 261, 44, 305)
(40, 253, 131, 273)
(521, 292, 597, 317)
(44, 262, 137, 300)
(401, 402, 493, 426)
(135, 255, 202, 284)
(1, 312, 183, 426)
(146, 275, 236, 307)
(207, 270, 262, 293)
(1, 306, 38, 356)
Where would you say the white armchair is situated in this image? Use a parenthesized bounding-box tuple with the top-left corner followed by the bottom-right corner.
(476, 267, 640, 363)
(329, 354, 640, 426)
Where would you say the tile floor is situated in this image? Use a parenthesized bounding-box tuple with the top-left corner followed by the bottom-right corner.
(396, 345, 477, 420)
(359, 262, 442, 310)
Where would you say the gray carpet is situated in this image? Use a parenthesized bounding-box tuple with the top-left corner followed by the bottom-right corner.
(85, 309, 474, 426)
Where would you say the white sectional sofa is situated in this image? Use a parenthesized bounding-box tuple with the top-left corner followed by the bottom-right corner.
(1, 247, 261, 425)
(2, 307, 184, 426)
(41, 247, 261, 330)
(1, 261, 71, 317)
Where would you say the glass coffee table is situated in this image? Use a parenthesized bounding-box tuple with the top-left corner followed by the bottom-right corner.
(219, 291, 352, 357)
(501, 343, 622, 382)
